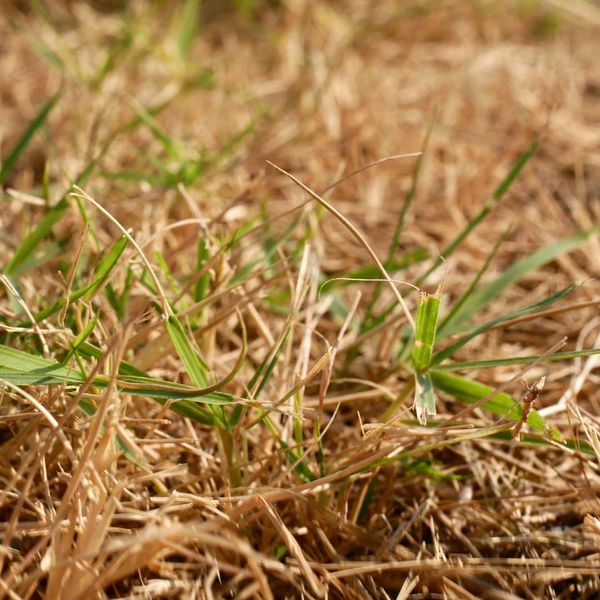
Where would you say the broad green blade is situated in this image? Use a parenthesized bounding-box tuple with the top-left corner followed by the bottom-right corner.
(431, 370, 551, 434)
(0, 343, 230, 425)
(431, 283, 578, 367)
(0, 92, 60, 184)
(412, 288, 441, 372)
(0, 344, 83, 382)
(440, 226, 600, 336)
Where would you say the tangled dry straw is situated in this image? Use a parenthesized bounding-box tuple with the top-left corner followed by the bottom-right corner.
(1, 0, 600, 598)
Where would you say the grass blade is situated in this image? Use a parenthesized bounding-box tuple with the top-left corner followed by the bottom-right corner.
(411, 287, 441, 424)
(437, 225, 509, 337)
(431, 370, 549, 433)
(412, 287, 441, 372)
(431, 283, 578, 367)
(177, 0, 201, 60)
(362, 115, 435, 329)
(440, 226, 600, 336)
(414, 371, 436, 426)
(434, 347, 600, 371)
(418, 141, 539, 287)
(33, 235, 129, 322)
(165, 315, 209, 387)
(0, 92, 60, 184)
(5, 197, 69, 277)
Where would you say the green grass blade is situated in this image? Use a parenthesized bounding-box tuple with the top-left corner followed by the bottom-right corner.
(326, 251, 428, 288)
(0, 343, 226, 424)
(431, 283, 579, 367)
(0, 344, 85, 383)
(194, 237, 211, 302)
(440, 226, 600, 336)
(362, 116, 435, 329)
(437, 225, 509, 337)
(416, 141, 539, 288)
(5, 197, 69, 277)
(33, 234, 129, 322)
(0, 92, 60, 184)
(128, 99, 180, 159)
(229, 327, 290, 426)
(369, 141, 540, 337)
(62, 316, 98, 364)
(165, 315, 209, 387)
(434, 347, 600, 370)
(431, 370, 548, 432)
(177, 0, 201, 60)
(411, 288, 441, 372)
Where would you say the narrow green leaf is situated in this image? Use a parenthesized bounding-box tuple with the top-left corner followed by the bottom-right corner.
(435, 347, 600, 371)
(0, 344, 82, 381)
(230, 328, 290, 426)
(418, 141, 539, 288)
(194, 237, 211, 302)
(327, 251, 428, 287)
(432, 283, 578, 367)
(370, 141, 539, 334)
(5, 197, 69, 277)
(0, 92, 60, 184)
(412, 288, 441, 371)
(438, 225, 509, 337)
(177, 0, 201, 60)
(441, 226, 599, 335)
(0, 343, 226, 425)
(128, 100, 180, 159)
(363, 115, 435, 329)
(165, 315, 209, 387)
(62, 315, 98, 364)
(33, 234, 129, 322)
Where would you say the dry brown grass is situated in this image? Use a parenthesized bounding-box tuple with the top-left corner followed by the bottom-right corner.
(1, 1, 600, 598)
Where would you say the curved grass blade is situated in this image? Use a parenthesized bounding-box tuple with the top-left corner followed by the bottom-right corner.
(0, 343, 232, 425)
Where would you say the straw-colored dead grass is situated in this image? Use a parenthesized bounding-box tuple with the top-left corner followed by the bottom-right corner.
(1, 1, 600, 598)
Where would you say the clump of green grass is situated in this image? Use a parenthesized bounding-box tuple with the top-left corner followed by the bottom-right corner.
(1, 1, 600, 598)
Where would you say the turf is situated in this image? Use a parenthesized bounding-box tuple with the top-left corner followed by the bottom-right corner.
(1, 1, 599, 598)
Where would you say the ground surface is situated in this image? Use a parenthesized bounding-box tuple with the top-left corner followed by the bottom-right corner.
(1, 1, 600, 598)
